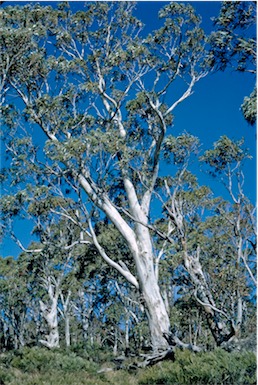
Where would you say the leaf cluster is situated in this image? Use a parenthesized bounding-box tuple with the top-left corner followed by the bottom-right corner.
(200, 136, 250, 174)
(208, 1, 256, 72)
(163, 133, 200, 165)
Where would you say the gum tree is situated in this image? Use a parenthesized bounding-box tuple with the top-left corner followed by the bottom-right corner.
(0, 1, 212, 350)
(159, 135, 256, 346)
(16, 217, 87, 349)
(0, 256, 31, 349)
(200, 136, 256, 341)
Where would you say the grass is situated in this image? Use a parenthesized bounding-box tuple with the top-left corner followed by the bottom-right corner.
(0, 346, 256, 385)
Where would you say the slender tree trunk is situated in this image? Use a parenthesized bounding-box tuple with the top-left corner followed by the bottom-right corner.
(3, 323, 10, 350)
(65, 315, 70, 347)
(125, 316, 129, 352)
(183, 246, 235, 346)
(33, 308, 41, 345)
(18, 313, 26, 348)
(82, 315, 89, 343)
(113, 328, 118, 356)
(19, 330, 25, 348)
(77, 289, 92, 344)
(11, 313, 19, 349)
(60, 291, 71, 348)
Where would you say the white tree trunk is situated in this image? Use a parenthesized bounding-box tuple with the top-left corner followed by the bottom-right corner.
(39, 280, 60, 349)
(60, 290, 71, 348)
(125, 318, 129, 351)
(76, 289, 92, 344)
(132, 221, 170, 350)
(78, 147, 171, 350)
(113, 328, 118, 356)
(39, 298, 59, 348)
(65, 315, 70, 347)
(139, 261, 170, 351)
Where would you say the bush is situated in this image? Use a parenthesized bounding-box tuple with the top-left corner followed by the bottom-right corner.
(138, 349, 256, 385)
(0, 366, 13, 384)
(70, 342, 114, 363)
(8, 347, 97, 373)
(0, 347, 255, 385)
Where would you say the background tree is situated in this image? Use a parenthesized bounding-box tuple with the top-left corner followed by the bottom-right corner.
(153, 134, 256, 347)
(0, 257, 31, 350)
(200, 136, 256, 343)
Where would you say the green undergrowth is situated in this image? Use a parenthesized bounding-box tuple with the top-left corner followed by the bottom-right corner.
(0, 346, 256, 385)
(138, 348, 256, 385)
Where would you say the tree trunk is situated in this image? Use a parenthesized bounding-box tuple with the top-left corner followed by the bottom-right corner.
(113, 328, 118, 356)
(77, 289, 92, 344)
(39, 284, 60, 349)
(134, 215, 170, 351)
(184, 249, 235, 346)
(60, 290, 71, 348)
(141, 276, 170, 351)
(39, 298, 59, 348)
(125, 316, 129, 352)
(82, 314, 89, 343)
(79, 175, 171, 351)
(135, 232, 170, 351)
(65, 315, 70, 347)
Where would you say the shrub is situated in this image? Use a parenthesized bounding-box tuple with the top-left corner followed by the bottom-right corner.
(0, 366, 13, 384)
(70, 342, 114, 363)
(9, 347, 97, 374)
(138, 349, 256, 385)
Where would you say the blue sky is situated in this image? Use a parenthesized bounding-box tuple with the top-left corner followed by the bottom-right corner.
(1, 1, 256, 258)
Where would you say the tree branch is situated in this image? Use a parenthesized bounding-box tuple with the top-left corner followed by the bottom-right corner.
(87, 216, 139, 289)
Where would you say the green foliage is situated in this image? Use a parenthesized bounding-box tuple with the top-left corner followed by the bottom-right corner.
(209, 1, 256, 72)
(241, 87, 257, 126)
(71, 342, 114, 364)
(150, 2, 206, 73)
(200, 136, 249, 173)
(163, 133, 200, 165)
(0, 347, 255, 385)
(138, 349, 256, 385)
(208, 1, 256, 124)
(6, 347, 98, 373)
(0, 348, 107, 385)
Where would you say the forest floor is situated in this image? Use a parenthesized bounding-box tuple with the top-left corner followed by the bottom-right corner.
(0, 346, 256, 385)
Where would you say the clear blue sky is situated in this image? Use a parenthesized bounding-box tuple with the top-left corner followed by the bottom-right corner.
(1, 1, 256, 258)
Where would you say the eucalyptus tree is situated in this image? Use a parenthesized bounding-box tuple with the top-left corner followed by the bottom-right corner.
(0, 256, 31, 349)
(156, 133, 231, 346)
(15, 216, 90, 349)
(200, 136, 256, 341)
(0, 2, 210, 351)
(158, 134, 256, 346)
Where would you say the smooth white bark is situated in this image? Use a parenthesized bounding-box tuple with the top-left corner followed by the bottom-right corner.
(39, 279, 60, 349)
(39, 297, 60, 348)
(60, 290, 72, 348)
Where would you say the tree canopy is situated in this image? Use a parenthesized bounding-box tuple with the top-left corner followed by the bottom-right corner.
(208, 1, 256, 125)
